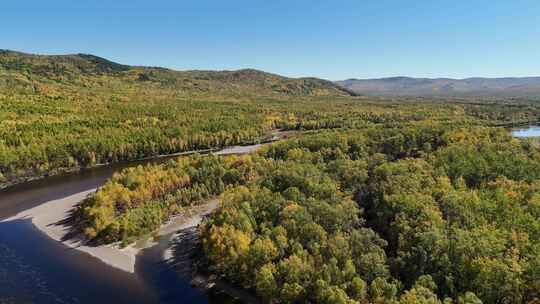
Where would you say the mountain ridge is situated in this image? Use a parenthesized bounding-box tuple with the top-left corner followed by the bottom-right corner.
(0, 49, 353, 97)
(336, 76, 540, 96)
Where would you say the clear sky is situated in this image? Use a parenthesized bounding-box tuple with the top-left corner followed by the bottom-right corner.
(2, 0, 540, 80)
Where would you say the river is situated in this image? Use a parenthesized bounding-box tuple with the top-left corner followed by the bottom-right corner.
(0, 144, 269, 304)
(512, 124, 540, 138)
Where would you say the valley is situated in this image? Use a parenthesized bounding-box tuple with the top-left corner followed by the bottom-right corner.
(2, 51, 540, 303)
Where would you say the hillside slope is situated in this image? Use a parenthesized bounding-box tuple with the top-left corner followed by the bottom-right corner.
(0, 50, 357, 188)
(337, 76, 540, 96)
(0, 50, 352, 97)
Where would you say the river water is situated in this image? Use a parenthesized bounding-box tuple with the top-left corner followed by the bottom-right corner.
(512, 124, 540, 137)
(0, 149, 252, 303)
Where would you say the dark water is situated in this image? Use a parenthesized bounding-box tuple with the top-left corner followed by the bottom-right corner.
(0, 220, 155, 303)
(0, 160, 210, 304)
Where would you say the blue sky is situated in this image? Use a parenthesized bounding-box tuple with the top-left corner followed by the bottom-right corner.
(2, 1, 540, 80)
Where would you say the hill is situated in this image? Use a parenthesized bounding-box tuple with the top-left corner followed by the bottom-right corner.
(0, 50, 358, 188)
(336, 76, 540, 96)
(2, 50, 539, 190)
(0, 50, 352, 97)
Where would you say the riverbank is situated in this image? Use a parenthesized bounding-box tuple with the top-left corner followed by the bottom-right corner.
(0, 131, 296, 303)
(163, 206, 261, 304)
(0, 137, 280, 273)
(0, 129, 292, 191)
(1, 189, 139, 272)
(0, 146, 226, 191)
(1, 189, 223, 274)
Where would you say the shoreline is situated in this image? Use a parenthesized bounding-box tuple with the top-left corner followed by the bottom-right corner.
(1, 188, 139, 273)
(0, 131, 288, 191)
(0, 140, 269, 273)
(0, 147, 221, 191)
(160, 205, 261, 304)
(0, 131, 291, 301)
(0, 140, 271, 272)
(0, 174, 260, 302)
(1, 188, 222, 274)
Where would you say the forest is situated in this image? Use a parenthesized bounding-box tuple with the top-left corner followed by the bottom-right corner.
(76, 122, 540, 303)
(5, 50, 540, 303)
(1, 50, 540, 189)
(0, 50, 353, 187)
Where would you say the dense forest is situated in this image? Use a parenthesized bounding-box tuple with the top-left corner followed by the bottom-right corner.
(76, 122, 540, 303)
(5, 50, 540, 303)
(0, 50, 353, 188)
(1, 50, 540, 189)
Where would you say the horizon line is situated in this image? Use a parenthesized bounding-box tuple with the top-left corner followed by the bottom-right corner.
(3, 48, 540, 82)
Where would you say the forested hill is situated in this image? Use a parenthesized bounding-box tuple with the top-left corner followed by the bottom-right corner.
(2, 49, 539, 191)
(336, 76, 540, 97)
(0, 49, 357, 189)
(0, 50, 352, 97)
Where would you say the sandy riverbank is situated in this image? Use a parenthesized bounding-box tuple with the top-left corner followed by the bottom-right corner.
(1, 189, 139, 272)
(1, 188, 221, 273)
(0, 132, 291, 274)
(0, 140, 260, 273)
(136, 199, 219, 261)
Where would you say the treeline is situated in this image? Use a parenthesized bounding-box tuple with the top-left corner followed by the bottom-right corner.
(7, 48, 540, 302)
(4, 90, 534, 188)
(3, 50, 540, 188)
(0, 94, 463, 187)
(74, 124, 454, 244)
(201, 127, 540, 303)
(76, 154, 257, 245)
(76, 122, 540, 303)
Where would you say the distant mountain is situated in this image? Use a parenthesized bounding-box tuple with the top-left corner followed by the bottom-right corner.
(336, 76, 540, 96)
(0, 50, 352, 97)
